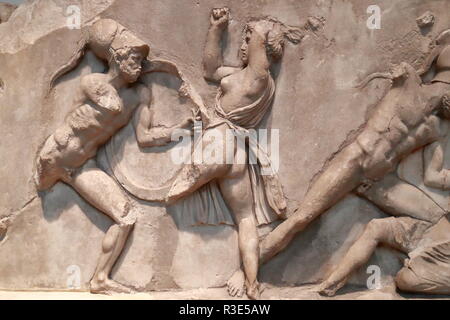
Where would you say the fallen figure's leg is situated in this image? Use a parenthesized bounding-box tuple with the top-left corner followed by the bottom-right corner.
(318, 174, 444, 296)
(318, 216, 427, 296)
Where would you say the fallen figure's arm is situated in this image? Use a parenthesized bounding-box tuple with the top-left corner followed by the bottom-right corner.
(424, 115, 450, 190)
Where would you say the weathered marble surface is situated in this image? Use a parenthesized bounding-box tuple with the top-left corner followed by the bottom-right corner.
(0, 0, 449, 295)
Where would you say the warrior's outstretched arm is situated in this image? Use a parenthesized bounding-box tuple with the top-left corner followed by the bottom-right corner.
(134, 85, 192, 148)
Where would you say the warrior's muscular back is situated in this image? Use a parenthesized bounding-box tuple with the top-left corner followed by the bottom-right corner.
(36, 73, 145, 190)
(55, 74, 141, 166)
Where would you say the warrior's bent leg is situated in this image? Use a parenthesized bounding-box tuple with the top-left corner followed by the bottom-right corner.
(260, 142, 365, 263)
(67, 164, 136, 294)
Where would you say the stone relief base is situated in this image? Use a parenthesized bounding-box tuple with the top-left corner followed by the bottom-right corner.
(1, 285, 445, 300)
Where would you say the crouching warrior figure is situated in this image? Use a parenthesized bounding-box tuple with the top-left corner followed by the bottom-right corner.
(35, 19, 151, 294)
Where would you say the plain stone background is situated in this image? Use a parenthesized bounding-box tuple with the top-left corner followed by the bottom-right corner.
(0, 0, 449, 293)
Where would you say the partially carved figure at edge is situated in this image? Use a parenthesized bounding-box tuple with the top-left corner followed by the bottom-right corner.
(258, 29, 450, 296)
(162, 8, 302, 299)
(34, 19, 191, 294)
(319, 123, 450, 296)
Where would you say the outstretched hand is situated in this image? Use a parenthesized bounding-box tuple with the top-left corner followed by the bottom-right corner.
(176, 109, 197, 131)
(191, 108, 202, 122)
(390, 62, 409, 80)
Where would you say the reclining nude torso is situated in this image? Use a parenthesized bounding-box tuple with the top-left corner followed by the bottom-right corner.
(259, 61, 450, 266)
(355, 64, 447, 180)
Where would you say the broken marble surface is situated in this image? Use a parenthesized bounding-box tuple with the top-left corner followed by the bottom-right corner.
(0, 0, 450, 297)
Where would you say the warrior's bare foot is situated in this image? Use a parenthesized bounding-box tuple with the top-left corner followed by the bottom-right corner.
(90, 278, 133, 295)
(246, 280, 260, 300)
(227, 269, 245, 297)
(317, 278, 347, 297)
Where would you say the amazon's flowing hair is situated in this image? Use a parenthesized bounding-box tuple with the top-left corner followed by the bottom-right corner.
(243, 16, 304, 61)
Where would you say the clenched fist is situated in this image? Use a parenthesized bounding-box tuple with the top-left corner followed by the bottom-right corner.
(210, 7, 230, 29)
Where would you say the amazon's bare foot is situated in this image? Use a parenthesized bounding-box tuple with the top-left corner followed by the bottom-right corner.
(227, 269, 246, 297)
(246, 280, 260, 300)
(90, 278, 133, 295)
